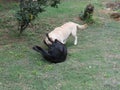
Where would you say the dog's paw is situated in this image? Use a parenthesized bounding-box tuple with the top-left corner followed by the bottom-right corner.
(74, 42, 77, 45)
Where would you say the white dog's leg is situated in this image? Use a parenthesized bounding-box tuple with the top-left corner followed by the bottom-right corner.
(72, 29, 77, 45)
(74, 36, 77, 45)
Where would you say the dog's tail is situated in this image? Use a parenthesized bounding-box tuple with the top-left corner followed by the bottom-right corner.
(76, 23, 88, 30)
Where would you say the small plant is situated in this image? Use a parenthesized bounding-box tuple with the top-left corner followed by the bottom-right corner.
(15, 0, 61, 34)
(79, 4, 94, 24)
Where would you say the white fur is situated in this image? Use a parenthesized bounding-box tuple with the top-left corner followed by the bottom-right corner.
(45, 22, 87, 45)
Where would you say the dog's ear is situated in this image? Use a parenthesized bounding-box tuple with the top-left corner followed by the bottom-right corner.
(55, 39, 61, 43)
(55, 39, 58, 42)
(54, 39, 64, 45)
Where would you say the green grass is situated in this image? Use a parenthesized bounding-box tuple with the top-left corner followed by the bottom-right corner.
(0, 0, 120, 90)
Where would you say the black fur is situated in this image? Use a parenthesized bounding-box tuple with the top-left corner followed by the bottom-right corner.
(33, 34, 67, 63)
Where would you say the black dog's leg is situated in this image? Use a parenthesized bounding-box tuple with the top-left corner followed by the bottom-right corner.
(33, 45, 42, 53)
(33, 45, 49, 55)
(33, 45, 53, 61)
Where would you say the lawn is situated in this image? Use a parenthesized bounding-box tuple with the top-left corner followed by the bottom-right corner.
(0, 0, 120, 90)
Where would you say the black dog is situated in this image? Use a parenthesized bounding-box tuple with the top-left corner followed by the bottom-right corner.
(33, 34, 67, 63)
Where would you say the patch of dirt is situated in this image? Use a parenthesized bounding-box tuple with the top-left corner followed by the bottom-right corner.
(98, 9, 120, 21)
(110, 12, 120, 21)
(99, 9, 116, 15)
(105, 53, 120, 60)
(105, 2, 120, 10)
(0, 0, 18, 3)
(0, 27, 26, 48)
(100, 1, 120, 21)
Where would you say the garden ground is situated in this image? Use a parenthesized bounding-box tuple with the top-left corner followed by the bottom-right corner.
(0, 0, 120, 90)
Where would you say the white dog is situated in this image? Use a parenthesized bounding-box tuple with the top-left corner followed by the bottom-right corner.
(45, 22, 87, 45)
